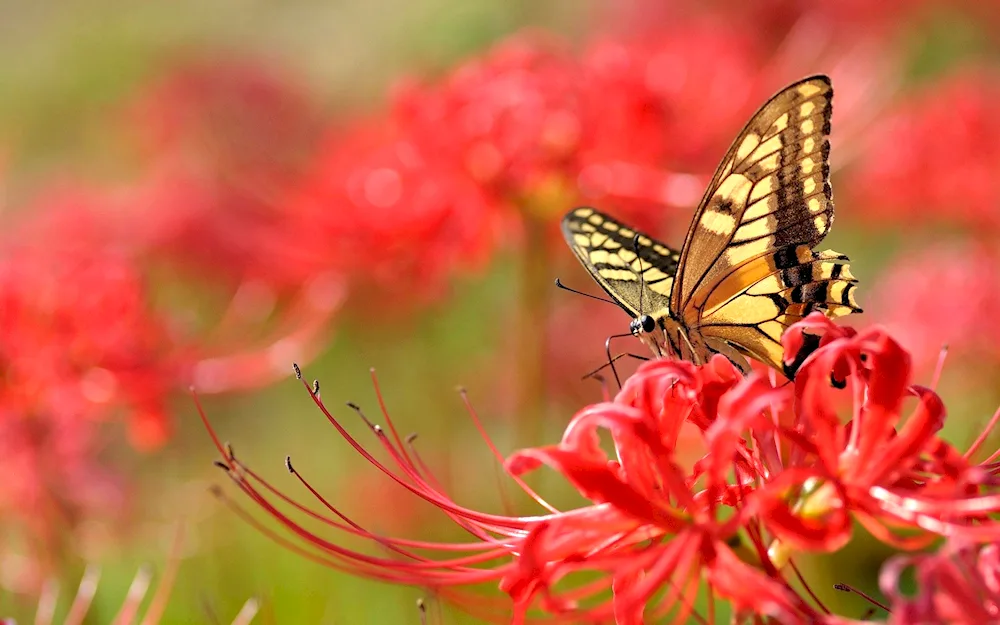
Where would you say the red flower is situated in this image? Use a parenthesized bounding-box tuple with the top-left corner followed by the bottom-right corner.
(0, 191, 183, 449)
(501, 358, 820, 623)
(0, 409, 127, 593)
(391, 31, 730, 236)
(277, 120, 503, 305)
(121, 56, 324, 288)
(203, 360, 828, 622)
(388, 23, 899, 247)
(582, 22, 763, 171)
(575, 25, 767, 221)
(0, 191, 172, 586)
(749, 314, 1000, 560)
(103, 58, 346, 392)
(204, 315, 1000, 622)
(870, 244, 1000, 372)
(117, 167, 348, 396)
(0, 177, 339, 589)
(881, 540, 1000, 624)
(847, 68, 1000, 233)
(126, 56, 321, 182)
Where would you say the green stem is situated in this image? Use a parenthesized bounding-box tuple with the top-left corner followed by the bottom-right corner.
(514, 213, 552, 446)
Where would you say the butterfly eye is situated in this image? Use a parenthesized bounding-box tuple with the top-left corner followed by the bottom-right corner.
(640, 315, 656, 333)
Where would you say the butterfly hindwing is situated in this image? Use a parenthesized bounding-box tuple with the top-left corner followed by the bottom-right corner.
(560, 207, 679, 319)
(696, 249, 860, 372)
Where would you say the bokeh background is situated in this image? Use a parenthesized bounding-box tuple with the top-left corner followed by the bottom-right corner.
(2, 0, 1000, 622)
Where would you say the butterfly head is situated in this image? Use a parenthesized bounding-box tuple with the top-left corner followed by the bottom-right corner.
(629, 313, 673, 358)
(630, 314, 657, 337)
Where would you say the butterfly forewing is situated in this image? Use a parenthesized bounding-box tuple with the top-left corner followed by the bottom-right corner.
(669, 75, 860, 372)
(560, 207, 680, 318)
(673, 76, 834, 311)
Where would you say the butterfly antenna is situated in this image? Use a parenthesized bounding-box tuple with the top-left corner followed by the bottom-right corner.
(554, 278, 618, 307)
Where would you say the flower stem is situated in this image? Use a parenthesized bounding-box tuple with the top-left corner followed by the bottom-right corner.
(514, 213, 552, 445)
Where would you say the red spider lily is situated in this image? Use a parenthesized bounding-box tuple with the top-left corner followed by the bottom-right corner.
(390, 31, 721, 237)
(392, 24, 896, 240)
(203, 359, 842, 624)
(49, 60, 348, 389)
(120, 172, 348, 395)
(0, 195, 182, 449)
(846, 68, 1000, 233)
(880, 540, 1000, 624)
(194, 356, 854, 619)
(276, 119, 504, 306)
(0, 409, 127, 593)
(0, 178, 340, 588)
(120, 57, 323, 288)
(869, 244, 1000, 372)
(747, 314, 1000, 560)
(204, 313, 1000, 622)
(577, 24, 766, 218)
(126, 56, 321, 183)
(0, 195, 165, 587)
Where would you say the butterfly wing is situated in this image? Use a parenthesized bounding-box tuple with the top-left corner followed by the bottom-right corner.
(561, 207, 680, 319)
(669, 75, 861, 374)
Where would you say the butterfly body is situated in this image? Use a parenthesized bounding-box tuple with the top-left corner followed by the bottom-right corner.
(562, 76, 861, 378)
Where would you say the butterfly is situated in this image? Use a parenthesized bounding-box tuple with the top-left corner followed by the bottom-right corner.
(561, 75, 861, 378)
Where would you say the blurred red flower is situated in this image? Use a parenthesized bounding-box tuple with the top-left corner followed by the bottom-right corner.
(869, 244, 1000, 371)
(0, 189, 184, 449)
(847, 68, 1000, 233)
(881, 540, 1000, 624)
(276, 120, 504, 306)
(108, 57, 347, 392)
(390, 29, 769, 237)
(127, 55, 321, 183)
(577, 24, 766, 220)
(0, 410, 126, 593)
(0, 189, 180, 588)
(121, 56, 324, 288)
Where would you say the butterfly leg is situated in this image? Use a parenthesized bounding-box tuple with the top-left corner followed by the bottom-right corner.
(581, 351, 650, 382)
(583, 332, 651, 389)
